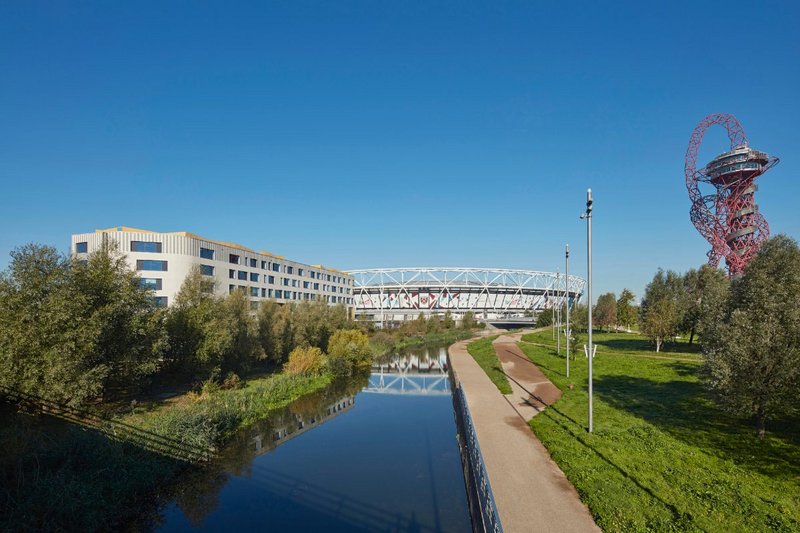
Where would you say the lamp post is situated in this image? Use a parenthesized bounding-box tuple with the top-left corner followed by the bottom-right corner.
(556, 271, 561, 355)
(565, 244, 570, 378)
(580, 188, 594, 433)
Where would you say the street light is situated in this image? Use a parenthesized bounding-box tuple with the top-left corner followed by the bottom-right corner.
(565, 244, 570, 378)
(580, 188, 594, 433)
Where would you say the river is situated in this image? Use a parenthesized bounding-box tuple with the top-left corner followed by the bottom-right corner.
(154, 344, 472, 532)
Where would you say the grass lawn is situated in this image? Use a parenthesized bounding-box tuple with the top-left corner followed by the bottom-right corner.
(519, 330, 800, 532)
(466, 335, 512, 394)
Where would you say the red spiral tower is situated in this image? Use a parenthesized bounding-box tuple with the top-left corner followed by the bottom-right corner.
(685, 113, 779, 276)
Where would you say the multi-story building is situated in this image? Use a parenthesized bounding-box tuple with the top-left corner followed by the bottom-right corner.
(70, 226, 354, 310)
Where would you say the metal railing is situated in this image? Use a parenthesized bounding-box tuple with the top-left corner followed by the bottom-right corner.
(451, 381, 503, 533)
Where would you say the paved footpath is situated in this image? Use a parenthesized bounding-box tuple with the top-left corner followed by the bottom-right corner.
(493, 332, 563, 421)
(449, 337, 599, 533)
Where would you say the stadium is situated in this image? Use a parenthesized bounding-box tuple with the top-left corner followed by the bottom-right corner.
(347, 267, 585, 325)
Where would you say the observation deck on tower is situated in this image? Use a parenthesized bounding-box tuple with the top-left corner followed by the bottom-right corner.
(703, 145, 773, 187)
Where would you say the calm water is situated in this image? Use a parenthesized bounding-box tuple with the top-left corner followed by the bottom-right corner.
(154, 346, 472, 532)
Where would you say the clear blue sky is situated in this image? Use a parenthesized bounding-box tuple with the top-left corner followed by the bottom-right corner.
(1, 1, 798, 301)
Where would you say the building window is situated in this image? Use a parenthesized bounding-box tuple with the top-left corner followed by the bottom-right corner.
(250, 287, 259, 297)
(261, 288, 267, 297)
(268, 275, 275, 284)
(229, 254, 240, 264)
(249, 258, 257, 268)
(131, 241, 162, 253)
(303, 281, 310, 289)
(250, 272, 259, 282)
(286, 266, 294, 275)
(314, 283, 319, 290)
(136, 260, 168, 271)
(200, 247, 215, 260)
(268, 289, 274, 298)
(291, 279, 297, 287)
(153, 296, 168, 307)
(283, 278, 290, 286)
(229, 269, 235, 279)
(261, 260, 268, 269)
(238, 271, 247, 280)
(298, 268, 304, 276)
(275, 290, 282, 299)
(272, 263, 280, 272)
(75, 242, 88, 253)
(229, 284, 235, 294)
(201, 264, 214, 276)
(139, 278, 162, 290)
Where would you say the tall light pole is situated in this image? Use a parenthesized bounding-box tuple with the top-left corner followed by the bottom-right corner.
(556, 271, 561, 355)
(565, 244, 570, 378)
(580, 188, 594, 433)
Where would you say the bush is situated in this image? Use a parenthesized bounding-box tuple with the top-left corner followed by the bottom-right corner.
(327, 329, 373, 377)
(220, 372, 242, 390)
(284, 346, 326, 376)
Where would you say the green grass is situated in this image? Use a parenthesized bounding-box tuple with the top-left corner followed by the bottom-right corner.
(466, 336, 512, 394)
(518, 330, 800, 532)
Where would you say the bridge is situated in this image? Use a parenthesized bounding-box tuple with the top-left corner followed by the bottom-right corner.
(347, 267, 585, 324)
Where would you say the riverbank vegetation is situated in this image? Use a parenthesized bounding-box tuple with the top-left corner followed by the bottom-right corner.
(366, 310, 481, 355)
(0, 241, 376, 530)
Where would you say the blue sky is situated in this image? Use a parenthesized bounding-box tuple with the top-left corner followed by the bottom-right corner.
(1, 1, 798, 301)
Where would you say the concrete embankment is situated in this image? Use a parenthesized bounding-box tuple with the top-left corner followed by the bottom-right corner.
(449, 337, 599, 533)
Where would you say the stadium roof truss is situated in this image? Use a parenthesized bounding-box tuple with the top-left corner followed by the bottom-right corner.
(346, 268, 585, 318)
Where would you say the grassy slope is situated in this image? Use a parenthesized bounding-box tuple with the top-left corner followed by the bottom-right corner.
(1, 370, 332, 531)
(519, 330, 800, 532)
(466, 336, 512, 394)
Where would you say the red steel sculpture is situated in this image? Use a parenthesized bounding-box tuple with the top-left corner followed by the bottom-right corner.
(685, 113, 779, 276)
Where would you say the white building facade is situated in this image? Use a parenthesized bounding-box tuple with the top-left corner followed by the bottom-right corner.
(71, 226, 354, 310)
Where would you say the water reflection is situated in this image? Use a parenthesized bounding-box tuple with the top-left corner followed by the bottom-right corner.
(153, 347, 471, 532)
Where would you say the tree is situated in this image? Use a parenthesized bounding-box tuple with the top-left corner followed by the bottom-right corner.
(594, 292, 617, 332)
(616, 289, 637, 330)
(681, 266, 728, 345)
(535, 308, 554, 328)
(443, 310, 455, 330)
(570, 304, 588, 333)
(461, 311, 478, 329)
(640, 269, 684, 351)
(70, 239, 167, 399)
(702, 235, 800, 438)
(220, 289, 263, 374)
(167, 267, 231, 379)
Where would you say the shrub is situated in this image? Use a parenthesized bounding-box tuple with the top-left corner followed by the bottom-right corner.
(221, 372, 242, 390)
(327, 329, 373, 377)
(284, 346, 326, 376)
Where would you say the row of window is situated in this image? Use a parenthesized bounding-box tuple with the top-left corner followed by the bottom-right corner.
(226, 284, 352, 304)
(222, 269, 349, 293)
(217, 250, 348, 283)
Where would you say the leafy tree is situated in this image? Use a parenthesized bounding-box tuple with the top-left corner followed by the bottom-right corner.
(702, 235, 800, 438)
(284, 346, 326, 376)
(570, 304, 588, 333)
(461, 311, 478, 329)
(616, 289, 637, 330)
(594, 292, 617, 332)
(681, 266, 728, 345)
(70, 239, 167, 399)
(536, 308, 554, 328)
(640, 269, 685, 351)
(443, 310, 455, 330)
(220, 289, 263, 374)
(293, 301, 349, 350)
(0, 244, 97, 406)
(426, 314, 442, 334)
(166, 267, 231, 379)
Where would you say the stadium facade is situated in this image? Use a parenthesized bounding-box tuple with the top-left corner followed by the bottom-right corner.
(347, 267, 584, 324)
